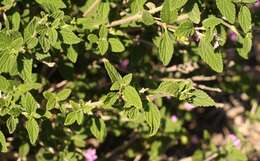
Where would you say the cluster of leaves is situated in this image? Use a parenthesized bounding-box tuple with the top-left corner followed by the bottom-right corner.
(0, 0, 257, 160)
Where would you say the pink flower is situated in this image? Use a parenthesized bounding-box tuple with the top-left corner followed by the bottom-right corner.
(191, 135, 199, 144)
(253, 0, 260, 9)
(228, 31, 237, 43)
(84, 148, 98, 161)
(119, 59, 129, 70)
(171, 115, 178, 122)
(183, 103, 195, 111)
(228, 134, 241, 149)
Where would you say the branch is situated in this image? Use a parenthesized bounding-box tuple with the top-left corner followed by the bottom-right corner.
(83, 0, 101, 17)
(107, 5, 188, 27)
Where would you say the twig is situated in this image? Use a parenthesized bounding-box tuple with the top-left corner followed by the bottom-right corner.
(192, 75, 217, 81)
(107, 5, 188, 27)
(133, 154, 143, 161)
(83, 0, 101, 17)
(204, 153, 218, 161)
(195, 84, 222, 93)
(47, 80, 68, 92)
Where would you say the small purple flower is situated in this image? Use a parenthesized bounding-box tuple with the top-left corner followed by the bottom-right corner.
(228, 134, 241, 149)
(119, 59, 129, 70)
(191, 135, 199, 144)
(228, 31, 238, 43)
(171, 115, 178, 122)
(84, 148, 98, 161)
(183, 103, 195, 111)
(253, 0, 260, 9)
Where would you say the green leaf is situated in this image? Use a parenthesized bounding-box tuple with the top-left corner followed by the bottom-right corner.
(161, 0, 177, 24)
(188, 3, 201, 24)
(57, 89, 71, 101)
(76, 111, 84, 125)
(144, 102, 161, 136)
(20, 56, 33, 83)
(130, 0, 147, 14)
(48, 28, 58, 45)
(67, 45, 78, 63)
(108, 38, 125, 53)
(19, 143, 30, 159)
(123, 85, 142, 109)
(191, 89, 216, 107)
(121, 73, 132, 86)
(39, 35, 50, 53)
(175, 21, 194, 37)
(64, 111, 78, 126)
(0, 75, 11, 92)
(142, 11, 155, 25)
(25, 118, 39, 145)
(197, 39, 223, 73)
(90, 117, 106, 142)
(174, 0, 188, 9)
(98, 39, 109, 55)
(159, 30, 174, 66)
(0, 130, 7, 152)
(60, 28, 82, 45)
(216, 0, 236, 23)
(238, 6, 251, 33)
(237, 33, 252, 59)
(202, 16, 222, 29)
(35, 0, 66, 13)
(21, 92, 38, 114)
(12, 12, 20, 31)
(6, 116, 18, 134)
(104, 60, 122, 83)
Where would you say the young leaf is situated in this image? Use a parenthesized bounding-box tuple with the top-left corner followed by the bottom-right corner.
(0, 75, 11, 92)
(237, 33, 252, 59)
(159, 30, 174, 66)
(60, 28, 82, 45)
(191, 89, 216, 107)
(67, 46, 78, 63)
(142, 11, 155, 25)
(64, 111, 78, 126)
(108, 38, 125, 53)
(12, 12, 20, 31)
(25, 118, 39, 145)
(57, 89, 71, 101)
(21, 92, 38, 114)
(144, 102, 161, 136)
(0, 130, 7, 152)
(188, 3, 201, 24)
(216, 0, 236, 23)
(20, 56, 33, 83)
(238, 6, 251, 33)
(161, 0, 177, 24)
(90, 117, 106, 142)
(104, 60, 122, 82)
(122, 85, 143, 109)
(6, 116, 19, 134)
(98, 39, 109, 55)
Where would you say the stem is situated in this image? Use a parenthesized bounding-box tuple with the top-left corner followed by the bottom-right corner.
(107, 5, 188, 27)
(83, 0, 101, 17)
(221, 20, 239, 35)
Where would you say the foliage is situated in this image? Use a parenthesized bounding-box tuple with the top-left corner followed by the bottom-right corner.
(0, 0, 259, 160)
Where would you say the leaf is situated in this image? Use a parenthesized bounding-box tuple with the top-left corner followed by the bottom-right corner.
(130, 0, 147, 14)
(142, 11, 155, 25)
(98, 39, 109, 55)
(122, 85, 142, 109)
(35, 0, 66, 13)
(0, 75, 11, 92)
(188, 3, 201, 24)
(161, 0, 177, 24)
(237, 33, 252, 59)
(159, 30, 174, 66)
(39, 35, 50, 53)
(121, 73, 132, 86)
(12, 12, 20, 31)
(57, 89, 71, 101)
(144, 102, 161, 136)
(197, 39, 223, 73)
(67, 46, 78, 63)
(60, 28, 82, 45)
(104, 60, 122, 83)
(191, 89, 216, 107)
(238, 6, 251, 33)
(25, 118, 39, 145)
(216, 0, 236, 23)
(174, 0, 188, 9)
(0, 130, 7, 152)
(175, 21, 194, 37)
(108, 38, 125, 53)
(20, 56, 33, 83)
(90, 117, 106, 142)
(48, 28, 58, 45)
(21, 92, 38, 114)
(6, 116, 19, 134)
(19, 143, 30, 158)
(64, 111, 78, 126)
(202, 16, 222, 29)
(76, 111, 84, 125)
